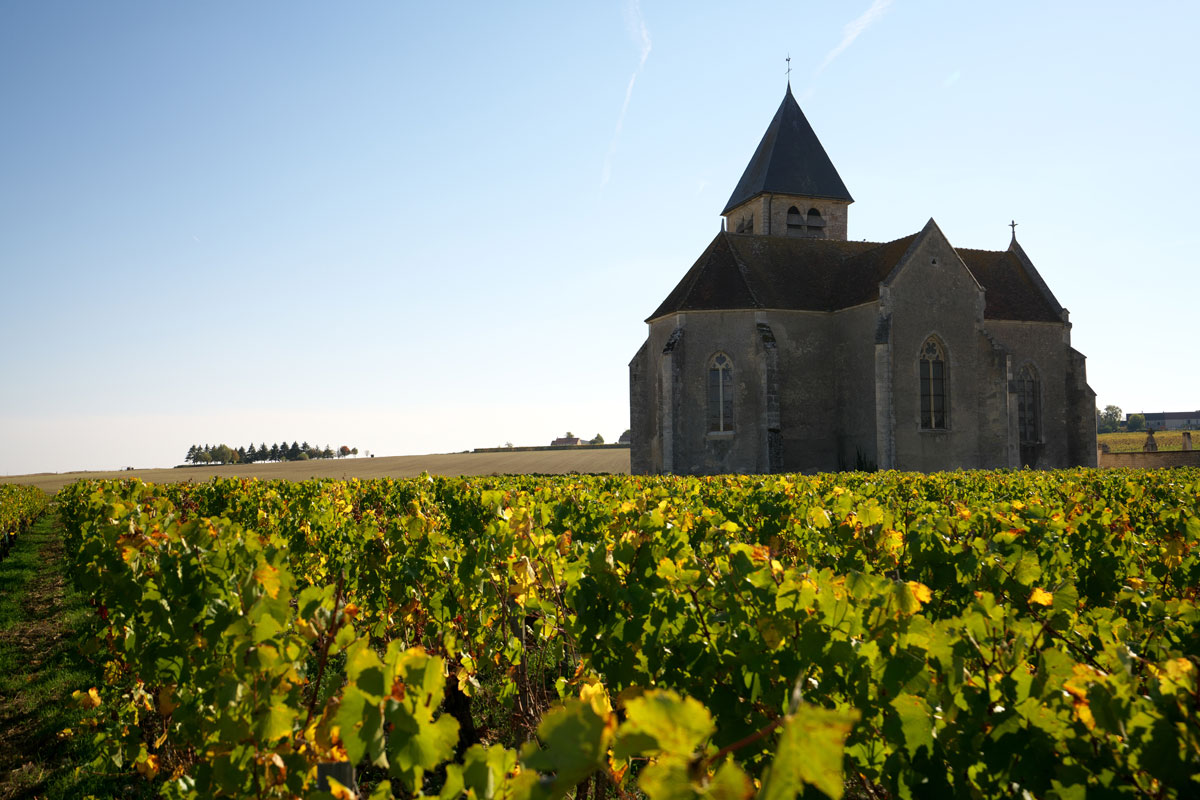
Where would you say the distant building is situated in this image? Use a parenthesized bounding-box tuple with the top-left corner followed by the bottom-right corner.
(630, 85, 1096, 474)
(551, 436, 582, 447)
(1139, 412, 1200, 431)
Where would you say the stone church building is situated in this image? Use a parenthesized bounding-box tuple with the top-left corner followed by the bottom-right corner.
(629, 86, 1097, 474)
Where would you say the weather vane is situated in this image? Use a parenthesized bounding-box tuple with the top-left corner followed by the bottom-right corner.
(785, 54, 792, 85)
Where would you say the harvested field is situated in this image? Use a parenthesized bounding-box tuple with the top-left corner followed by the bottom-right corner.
(1098, 430, 1196, 453)
(0, 448, 631, 494)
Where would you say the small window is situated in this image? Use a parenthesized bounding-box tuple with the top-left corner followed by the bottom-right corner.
(1017, 365, 1041, 444)
(806, 208, 826, 239)
(786, 206, 803, 236)
(919, 338, 947, 430)
(708, 353, 734, 433)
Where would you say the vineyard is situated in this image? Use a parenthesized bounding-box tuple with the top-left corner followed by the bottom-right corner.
(0, 483, 48, 559)
(51, 469, 1200, 799)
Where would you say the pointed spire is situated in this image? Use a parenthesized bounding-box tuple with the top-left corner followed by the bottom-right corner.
(721, 86, 853, 215)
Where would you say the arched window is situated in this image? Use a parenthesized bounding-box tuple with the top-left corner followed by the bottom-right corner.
(708, 353, 734, 433)
(919, 338, 947, 430)
(786, 206, 803, 236)
(1017, 365, 1041, 444)
(806, 208, 826, 239)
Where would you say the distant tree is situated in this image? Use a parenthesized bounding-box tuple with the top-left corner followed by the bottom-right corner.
(269, 443, 280, 461)
(322, 447, 334, 459)
(195, 451, 212, 464)
(185, 444, 198, 464)
(1097, 405, 1123, 434)
(1126, 413, 1146, 432)
(237, 446, 247, 463)
(339, 445, 350, 458)
(504, 441, 514, 449)
(301, 441, 310, 454)
(288, 441, 300, 460)
(351, 447, 358, 457)
(212, 444, 235, 464)
(590, 434, 605, 444)
(247, 444, 257, 462)
(565, 432, 574, 438)
(297, 452, 310, 461)
(259, 443, 269, 462)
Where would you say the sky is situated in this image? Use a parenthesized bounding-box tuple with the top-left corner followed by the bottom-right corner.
(2, 1, 1198, 475)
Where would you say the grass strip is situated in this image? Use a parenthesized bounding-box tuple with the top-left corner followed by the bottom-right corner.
(0, 513, 149, 799)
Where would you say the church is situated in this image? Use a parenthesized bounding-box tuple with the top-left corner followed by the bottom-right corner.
(629, 86, 1097, 475)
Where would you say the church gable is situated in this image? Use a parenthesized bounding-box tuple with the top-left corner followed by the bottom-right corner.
(881, 219, 983, 299)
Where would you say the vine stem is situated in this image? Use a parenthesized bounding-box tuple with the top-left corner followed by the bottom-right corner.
(302, 571, 346, 735)
(700, 716, 784, 771)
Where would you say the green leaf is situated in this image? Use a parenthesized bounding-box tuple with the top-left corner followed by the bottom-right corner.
(706, 761, 754, 800)
(331, 686, 381, 767)
(383, 648, 459, 792)
(615, 690, 714, 758)
(521, 700, 611, 799)
(345, 637, 387, 699)
(459, 743, 518, 800)
(253, 700, 298, 743)
(369, 779, 395, 800)
(890, 693, 933, 757)
(638, 755, 694, 800)
(759, 705, 858, 800)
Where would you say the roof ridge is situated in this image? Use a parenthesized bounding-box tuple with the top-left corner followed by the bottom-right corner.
(722, 233, 765, 308)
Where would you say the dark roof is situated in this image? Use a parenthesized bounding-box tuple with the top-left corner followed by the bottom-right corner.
(957, 248, 1062, 322)
(722, 86, 853, 214)
(649, 231, 1063, 324)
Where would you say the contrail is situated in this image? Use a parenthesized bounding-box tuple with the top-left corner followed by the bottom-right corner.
(819, 0, 893, 72)
(601, 0, 652, 187)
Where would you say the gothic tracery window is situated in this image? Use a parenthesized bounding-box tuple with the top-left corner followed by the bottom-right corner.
(1017, 365, 1041, 444)
(708, 353, 734, 433)
(919, 338, 947, 430)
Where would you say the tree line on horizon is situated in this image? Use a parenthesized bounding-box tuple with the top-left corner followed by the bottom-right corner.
(184, 442, 359, 465)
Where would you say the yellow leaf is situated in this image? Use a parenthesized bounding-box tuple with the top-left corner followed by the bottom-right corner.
(158, 685, 178, 715)
(1029, 588, 1053, 606)
(342, 602, 360, 621)
(580, 679, 612, 717)
(136, 754, 160, 779)
(71, 687, 102, 709)
(907, 581, 932, 605)
(328, 777, 355, 799)
(1072, 696, 1096, 730)
(253, 562, 281, 598)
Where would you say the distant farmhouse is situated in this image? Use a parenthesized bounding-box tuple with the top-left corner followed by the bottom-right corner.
(1139, 411, 1200, 431)
(630, 86, 1097, 475)
(551, 436, 583, 447)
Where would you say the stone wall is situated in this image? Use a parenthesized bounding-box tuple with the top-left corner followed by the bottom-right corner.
(723, 194, 850, 240)
(1097, 450, 1200, 469)
(984, 319, 1078, 468)
(885, 229, 1009, 471)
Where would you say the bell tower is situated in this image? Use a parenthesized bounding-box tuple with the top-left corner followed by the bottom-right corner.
(721, 85, 853, 241)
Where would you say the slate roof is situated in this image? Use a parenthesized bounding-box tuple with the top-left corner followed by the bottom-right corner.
(648, 231, 1064, 324)
(722, 86, 853, 214)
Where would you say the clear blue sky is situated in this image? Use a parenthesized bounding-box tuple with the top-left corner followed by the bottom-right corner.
(2, 1, 1197, 475)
